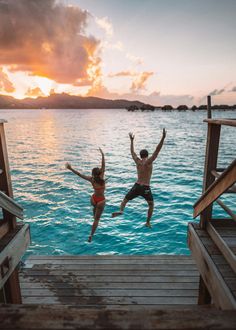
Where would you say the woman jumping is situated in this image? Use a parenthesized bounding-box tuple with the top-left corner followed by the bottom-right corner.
(65, 148, 106, 242)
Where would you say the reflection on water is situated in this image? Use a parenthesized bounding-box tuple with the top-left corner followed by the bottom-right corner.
(1, 109, 235, 256)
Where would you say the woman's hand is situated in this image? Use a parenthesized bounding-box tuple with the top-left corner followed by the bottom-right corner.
(65, 162, 72, 170)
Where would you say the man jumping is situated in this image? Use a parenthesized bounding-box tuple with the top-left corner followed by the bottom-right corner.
(112, 129, 166, 227)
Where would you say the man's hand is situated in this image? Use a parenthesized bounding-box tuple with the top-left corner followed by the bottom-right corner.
(162, 128, 166, 139)
(129, 132, 135, 141)
(65, 162, 72, 170)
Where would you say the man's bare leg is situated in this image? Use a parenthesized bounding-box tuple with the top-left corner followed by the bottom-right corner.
(145, 200, 154, 227)
(112, 198, 128, 218)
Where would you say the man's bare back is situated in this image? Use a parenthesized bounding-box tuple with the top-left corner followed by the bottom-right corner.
(136, 159, 153, 186)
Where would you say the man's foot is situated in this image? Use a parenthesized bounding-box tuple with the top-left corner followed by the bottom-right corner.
(111, 211, 123, 218)
(145, 222, 152, 228)
(88, 235, 92, 242)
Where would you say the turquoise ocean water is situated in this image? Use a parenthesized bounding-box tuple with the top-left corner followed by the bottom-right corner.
(1, 109, 235, 256)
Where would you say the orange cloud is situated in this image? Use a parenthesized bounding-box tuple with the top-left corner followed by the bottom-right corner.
(0, 67, 15, 93)
(108, 71, 137, 78)
(131, 72, 154, 92)
(0, 0, 101, 85)
(25, 87, 45, 98)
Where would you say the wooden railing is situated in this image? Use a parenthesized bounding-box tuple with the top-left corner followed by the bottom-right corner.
(193, 159, 236, 219)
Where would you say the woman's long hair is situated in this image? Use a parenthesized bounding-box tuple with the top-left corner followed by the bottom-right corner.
(92, 167, 105, 185)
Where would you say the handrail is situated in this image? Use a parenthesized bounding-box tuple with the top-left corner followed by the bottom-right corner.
(0, 191, 24, 219)
(193, 159, 236, 218)
(203, 118, 236, 127)
(211, 170, 236, 193)
(216, 199, 236, 222)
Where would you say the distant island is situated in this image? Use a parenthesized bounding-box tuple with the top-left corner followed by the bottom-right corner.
(0, 93, 153, 110)
(0, 93, 235, 111)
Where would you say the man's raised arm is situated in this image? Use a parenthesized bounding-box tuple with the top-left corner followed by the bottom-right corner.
(129, 132, 139, 164)
(147, 128, 166, 164)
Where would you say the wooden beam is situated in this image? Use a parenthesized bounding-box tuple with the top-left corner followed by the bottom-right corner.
(0, 224, 30, 290)
(194, 159, 236, 218)
(0, 123, 16, 229)
(216, 200, 236, 222)
(204, 118, 236, 127)
(0, 219, 10, 240)
(207, 95, 212, 119)
(188, 223, 236, 309)
(0, 304, 236, 330)
(0, 191, 23, 219)
(200, 123, 221, 227)
(211, 170, 236, 193)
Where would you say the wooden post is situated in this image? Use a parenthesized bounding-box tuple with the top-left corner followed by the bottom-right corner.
(0, 121, 21, 303)
(207, 95, 212, 119)
(0, 122, 16, 230)
(200, 123, 221, 228)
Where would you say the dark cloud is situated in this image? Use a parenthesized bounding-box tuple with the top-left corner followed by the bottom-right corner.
(230, 86, 236, 92)
(0, 0, 100, 85)
(209, 88, 225, 96)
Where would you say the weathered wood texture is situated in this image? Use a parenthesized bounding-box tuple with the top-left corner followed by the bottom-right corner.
(207, 220, 236, 273)
(1, 304, 236, 330)
(204, 118, 236, 127)
(0, 190, 24, 219)
(0, 224, 30, 289)
(188, 223, 236, 309)
(199, 123, 221, 227)
(194, 159, 236, 218)
(20, 255, 199, 306)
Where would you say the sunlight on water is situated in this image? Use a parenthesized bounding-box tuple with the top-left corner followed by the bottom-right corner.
(1, 109, 235, 256)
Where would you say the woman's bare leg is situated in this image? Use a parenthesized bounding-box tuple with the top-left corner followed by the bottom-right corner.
(88, 201, 105, 242)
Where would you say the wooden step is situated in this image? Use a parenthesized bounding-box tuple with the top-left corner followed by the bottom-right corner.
(188, 222, 236, 309)
(206, 220, 236, 273)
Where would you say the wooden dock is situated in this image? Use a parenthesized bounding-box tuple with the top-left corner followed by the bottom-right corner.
(20, 255, 199, 307)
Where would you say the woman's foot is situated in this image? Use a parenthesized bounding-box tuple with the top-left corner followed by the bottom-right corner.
(88, 235, 92, 242)
(111, 211, 123, 218)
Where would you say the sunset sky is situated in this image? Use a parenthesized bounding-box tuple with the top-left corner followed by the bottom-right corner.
(0, 0, 236, 106)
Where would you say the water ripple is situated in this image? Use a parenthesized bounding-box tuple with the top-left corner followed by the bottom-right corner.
(1, 109, 235, 256)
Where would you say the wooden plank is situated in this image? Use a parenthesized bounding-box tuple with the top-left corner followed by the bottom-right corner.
(19, 282, 199, 290)
(0, 123, 16, 230)
(188, 223, 236, 309)
(204, 118, 236, 127)
(21, 269, 200, 276)
(194, 159, 236, 218)
(0, 191, 24, 219)
(21, 295, 197, 305)
(21, 288, 198, 297)
(1, 304, 236, 330)
(0, 224, 30, 289)
(26, 255, 193, 260)
(0, 219, 10, 240)
(20, 275, 199, 283)
(23, 264, 198, 271)
(216, 199, 236, 222)
(207, 222, 236, 273)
